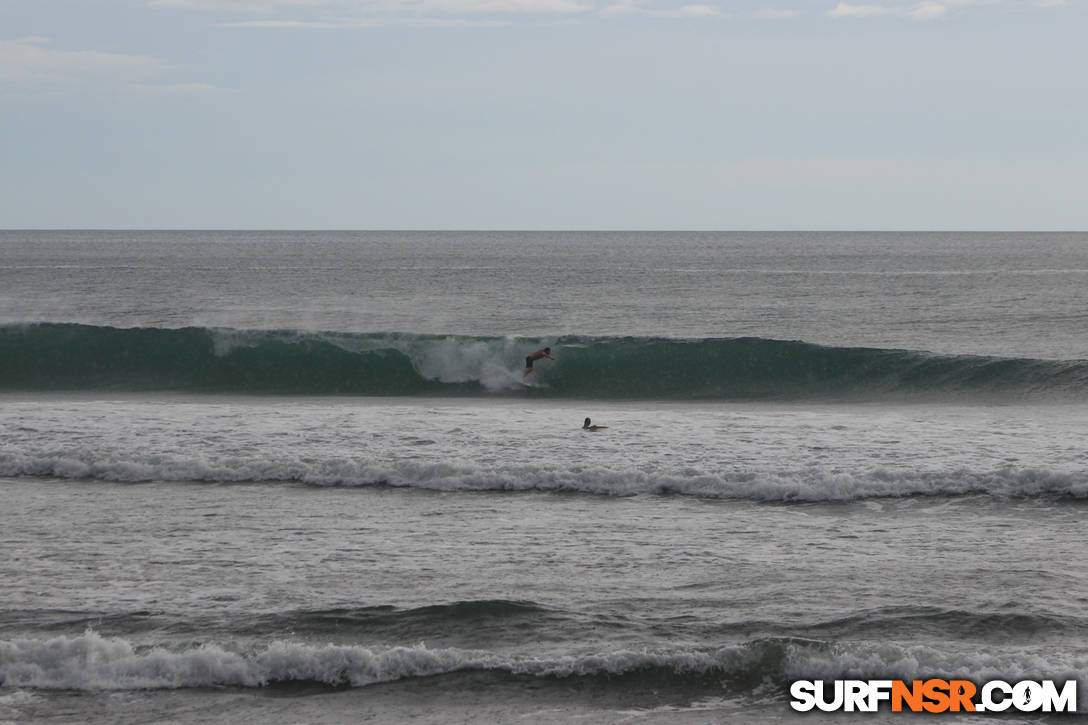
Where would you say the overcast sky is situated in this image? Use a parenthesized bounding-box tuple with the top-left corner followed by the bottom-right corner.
(1, 0, 1084, 229)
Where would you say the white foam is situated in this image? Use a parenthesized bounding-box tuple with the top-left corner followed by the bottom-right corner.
(2, 453, 1086, 501)
(205, 330, 547, 392)
(0, 632, 718, 691)
(409, 336, 528, 391)
(4, 631, 1085, 713)
(4, 398, 1087, 502)
(0, 632, 483, 690)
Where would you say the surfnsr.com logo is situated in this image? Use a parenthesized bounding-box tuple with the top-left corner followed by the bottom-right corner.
(790, 679, 1078, 713)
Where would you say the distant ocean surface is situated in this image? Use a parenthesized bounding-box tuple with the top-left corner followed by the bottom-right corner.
(2, 231, 1087, 724)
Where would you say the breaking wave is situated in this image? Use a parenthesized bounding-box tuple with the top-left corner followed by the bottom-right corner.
(2, 323, 1086, 400)
(2, 453, 1086, 501)
(1, 631, 1084, 709)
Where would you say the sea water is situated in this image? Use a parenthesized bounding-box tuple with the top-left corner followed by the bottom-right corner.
(1, 231, 1086, 723)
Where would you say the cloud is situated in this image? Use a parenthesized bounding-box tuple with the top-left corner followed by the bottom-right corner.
(150, 0, 335, 8)
(152, 0, 1068, 26)
(419, 0, 592, 13)
(139, 82, 229, 94)
(219, 18, 356, 26)
(598, 0, 723, 17)
(0, 36, 216, 94)
(157, 0, 729, 22)
(0, 36, 165, 87)
(675, 5, 722, 16)
(753, 8, 799, 19)
(827, 0, 1054, 21)
(908, 2, 948, 18)
(219, 16, 515, 26)
(828, 3, 895, 17)
(154, 0, 591, 12)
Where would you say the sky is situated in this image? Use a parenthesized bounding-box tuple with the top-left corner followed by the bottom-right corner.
(1, 0, 1084, 229)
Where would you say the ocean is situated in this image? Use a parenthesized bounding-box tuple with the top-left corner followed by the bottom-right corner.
(1, 230, 1086, 724)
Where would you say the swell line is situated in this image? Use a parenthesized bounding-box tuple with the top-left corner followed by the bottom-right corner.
(2, 323, 1086, 400)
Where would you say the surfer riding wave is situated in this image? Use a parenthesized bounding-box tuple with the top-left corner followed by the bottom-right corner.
(523, 347, 553, 378)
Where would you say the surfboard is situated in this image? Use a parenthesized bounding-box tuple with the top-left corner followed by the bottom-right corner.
(510, 372, 542, 388)
(583, 426, 609, 431)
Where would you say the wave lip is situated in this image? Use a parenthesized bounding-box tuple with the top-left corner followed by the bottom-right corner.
(1, 323, 1086, 400)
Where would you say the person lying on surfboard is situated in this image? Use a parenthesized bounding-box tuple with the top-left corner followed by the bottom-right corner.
(583, 417, 609, 431)
(523, 347, 553, 377)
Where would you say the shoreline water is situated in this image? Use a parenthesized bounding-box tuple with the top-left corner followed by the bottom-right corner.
(4, 474, 1087, 722)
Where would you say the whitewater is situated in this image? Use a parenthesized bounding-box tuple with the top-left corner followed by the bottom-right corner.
(2, 230, 1087, 724)
(2, 397, 1087, 501)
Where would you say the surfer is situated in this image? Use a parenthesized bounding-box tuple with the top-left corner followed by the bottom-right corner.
(523, 347, 553, 377)
(582, 417, 609, 431)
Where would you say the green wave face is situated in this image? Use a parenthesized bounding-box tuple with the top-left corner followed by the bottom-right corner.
(1, 323, 1085, 399)
(0, 324, 438, 395)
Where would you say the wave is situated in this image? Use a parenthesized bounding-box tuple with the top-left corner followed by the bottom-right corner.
(15, 602, 1085, 649)
(789, 605, 1088, 642)
(2, 323, 1086, 400)
(2, 631, 1085, 707)
(238, 600, 557, 641)
(2, 452, 1086, 501)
